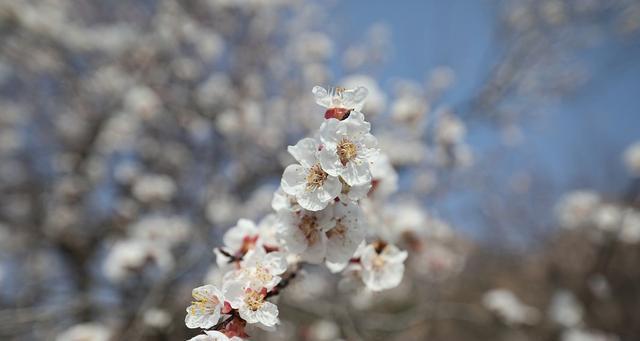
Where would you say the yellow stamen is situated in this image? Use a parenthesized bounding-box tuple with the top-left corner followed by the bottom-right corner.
(337, 138, 357, 165)
(306, 163, 328, 191)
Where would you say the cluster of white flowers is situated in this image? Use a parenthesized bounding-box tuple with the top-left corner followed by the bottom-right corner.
(555, 190, 640, 244)
(104, 215, 190, 282)
(185, 86, 409, 340)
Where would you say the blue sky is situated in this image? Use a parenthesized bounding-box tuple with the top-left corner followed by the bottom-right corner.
(331, 0, 640, 239)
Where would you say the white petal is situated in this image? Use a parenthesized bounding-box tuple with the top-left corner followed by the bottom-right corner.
(318, 147, 341, 177)
(204, 331, 230, 341)
(341, 160, 371, 186)
(319, 119, 342, 146)
(222, 281, 246, 309)
(297, 190, 329, 211)
(256, 301, 279, 327)
(320, 175, 341, 202)
(281, 164, 306, 196)
(265, 252, 288, 274)
(288, 138, 319, 169)
(302, 232, 327, 263)
(312, 86, 332, 108)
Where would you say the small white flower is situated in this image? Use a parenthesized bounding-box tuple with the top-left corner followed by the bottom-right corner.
(277, 207, 334, 264)
(359, 242, 407, 291)
(227, 247, 288, 291)
(185, 284, 225, 329)
(215, 219, 262, 268)
(318, 111, 378, 186)
(324, 202, 365, 271)
(281, 138, 341, 211)
(188, 330, 243, 341)
(225, 281, 279, 328)
(312, 85, 368, 111)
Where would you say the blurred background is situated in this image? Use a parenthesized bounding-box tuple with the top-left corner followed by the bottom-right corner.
(1, 0, 640, 340)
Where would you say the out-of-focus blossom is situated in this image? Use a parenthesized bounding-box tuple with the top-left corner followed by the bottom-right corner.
(56, 323, 112, 341)
(341, 75, 386, 115)
(561, 328, 619, 341)
(549, 290, 584, 328)
(132, 174, 177, 203)
(623, 141, 640, 176)
(144, 308, 172, 329)
(308, 319, 341, 341)
(359, 242, 408, 291)
(483, 289, 540, 325)
(555, 191, 601, 229)
(103, 239, 174, 282)
(619, 209, 640, 243)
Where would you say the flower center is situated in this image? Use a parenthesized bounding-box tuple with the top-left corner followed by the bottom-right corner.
(306, 163, 328, 191)
(244, 289, 265, 311)
(326, 221, 347, 239)
(337, 138, 357, 165)
(190, 294, 219, 314)
(254, 265, 273, 283)
(372, 255, 386, 270)
(299, 215, 320, 245)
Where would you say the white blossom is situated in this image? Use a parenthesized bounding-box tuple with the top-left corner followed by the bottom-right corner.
(549, 290, 584, 328)
(359, 242, 408, 291)
(312, 86, 368, 112)
(318, 111, 378, 186)
(56, 323, 112, 341)
(132, 174, 176, 202)
(483, 289, 540, 325)
(226, 247, 287, 291)
(215, 219, 262, 268)
(103, 239, 174, 282)
(555, 191, 601, 229)
(225, 281, 279, 328)
(281, 138, 341, 211)
(277, 207, 333, 264)
(324, 202, 365, 271)
(185, 284, 226, 329)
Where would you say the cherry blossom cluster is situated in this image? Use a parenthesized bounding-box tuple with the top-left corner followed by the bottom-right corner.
(185, 86, 408, 340)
